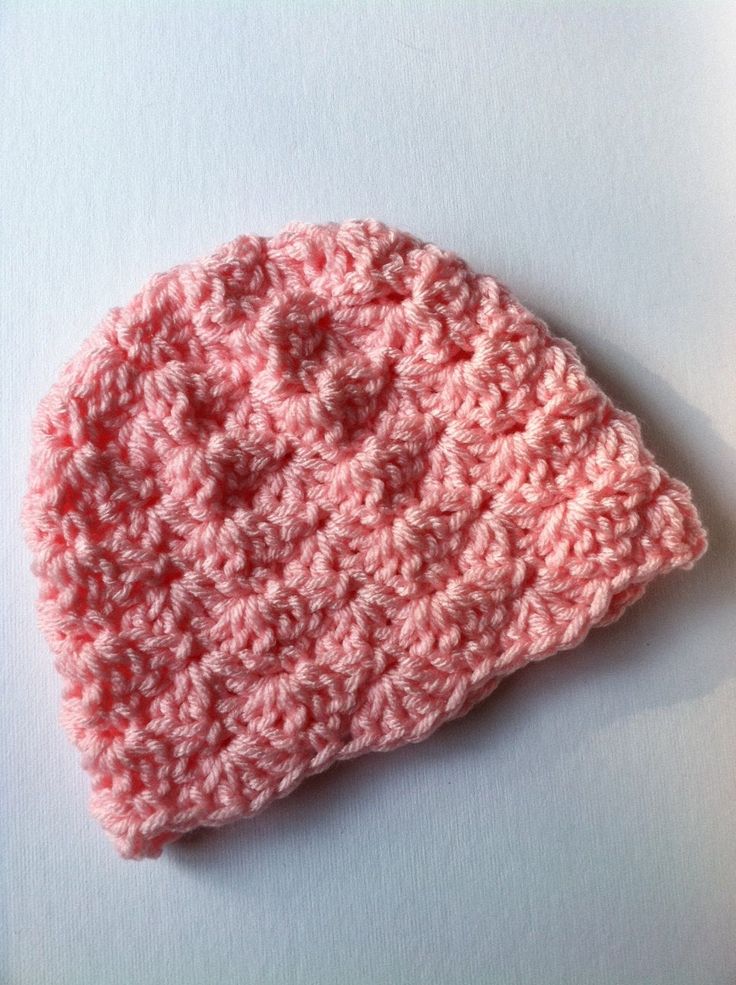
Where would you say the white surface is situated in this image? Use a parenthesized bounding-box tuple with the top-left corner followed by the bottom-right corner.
(2, 3, 735, 984)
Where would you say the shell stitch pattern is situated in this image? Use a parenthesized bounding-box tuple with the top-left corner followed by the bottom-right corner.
(22, 219, 708, 858)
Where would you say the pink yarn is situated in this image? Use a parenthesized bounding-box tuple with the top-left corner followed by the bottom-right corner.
(22, 219, 708, 859)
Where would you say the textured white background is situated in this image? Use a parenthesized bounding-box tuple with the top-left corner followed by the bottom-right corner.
(2, 3, 735, 984)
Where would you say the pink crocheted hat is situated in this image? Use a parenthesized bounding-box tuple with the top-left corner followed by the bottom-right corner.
(22, 219, 707, 859)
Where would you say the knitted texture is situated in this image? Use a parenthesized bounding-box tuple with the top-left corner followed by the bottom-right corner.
(22, 219, 708, 859)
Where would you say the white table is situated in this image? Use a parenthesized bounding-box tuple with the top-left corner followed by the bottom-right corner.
(2, 3, 734, 983)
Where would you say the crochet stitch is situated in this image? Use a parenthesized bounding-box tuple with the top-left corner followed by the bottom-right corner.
(22, 219, 708, 859)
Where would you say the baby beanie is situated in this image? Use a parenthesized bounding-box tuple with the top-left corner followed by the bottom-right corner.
(22, 219, 708, 859)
